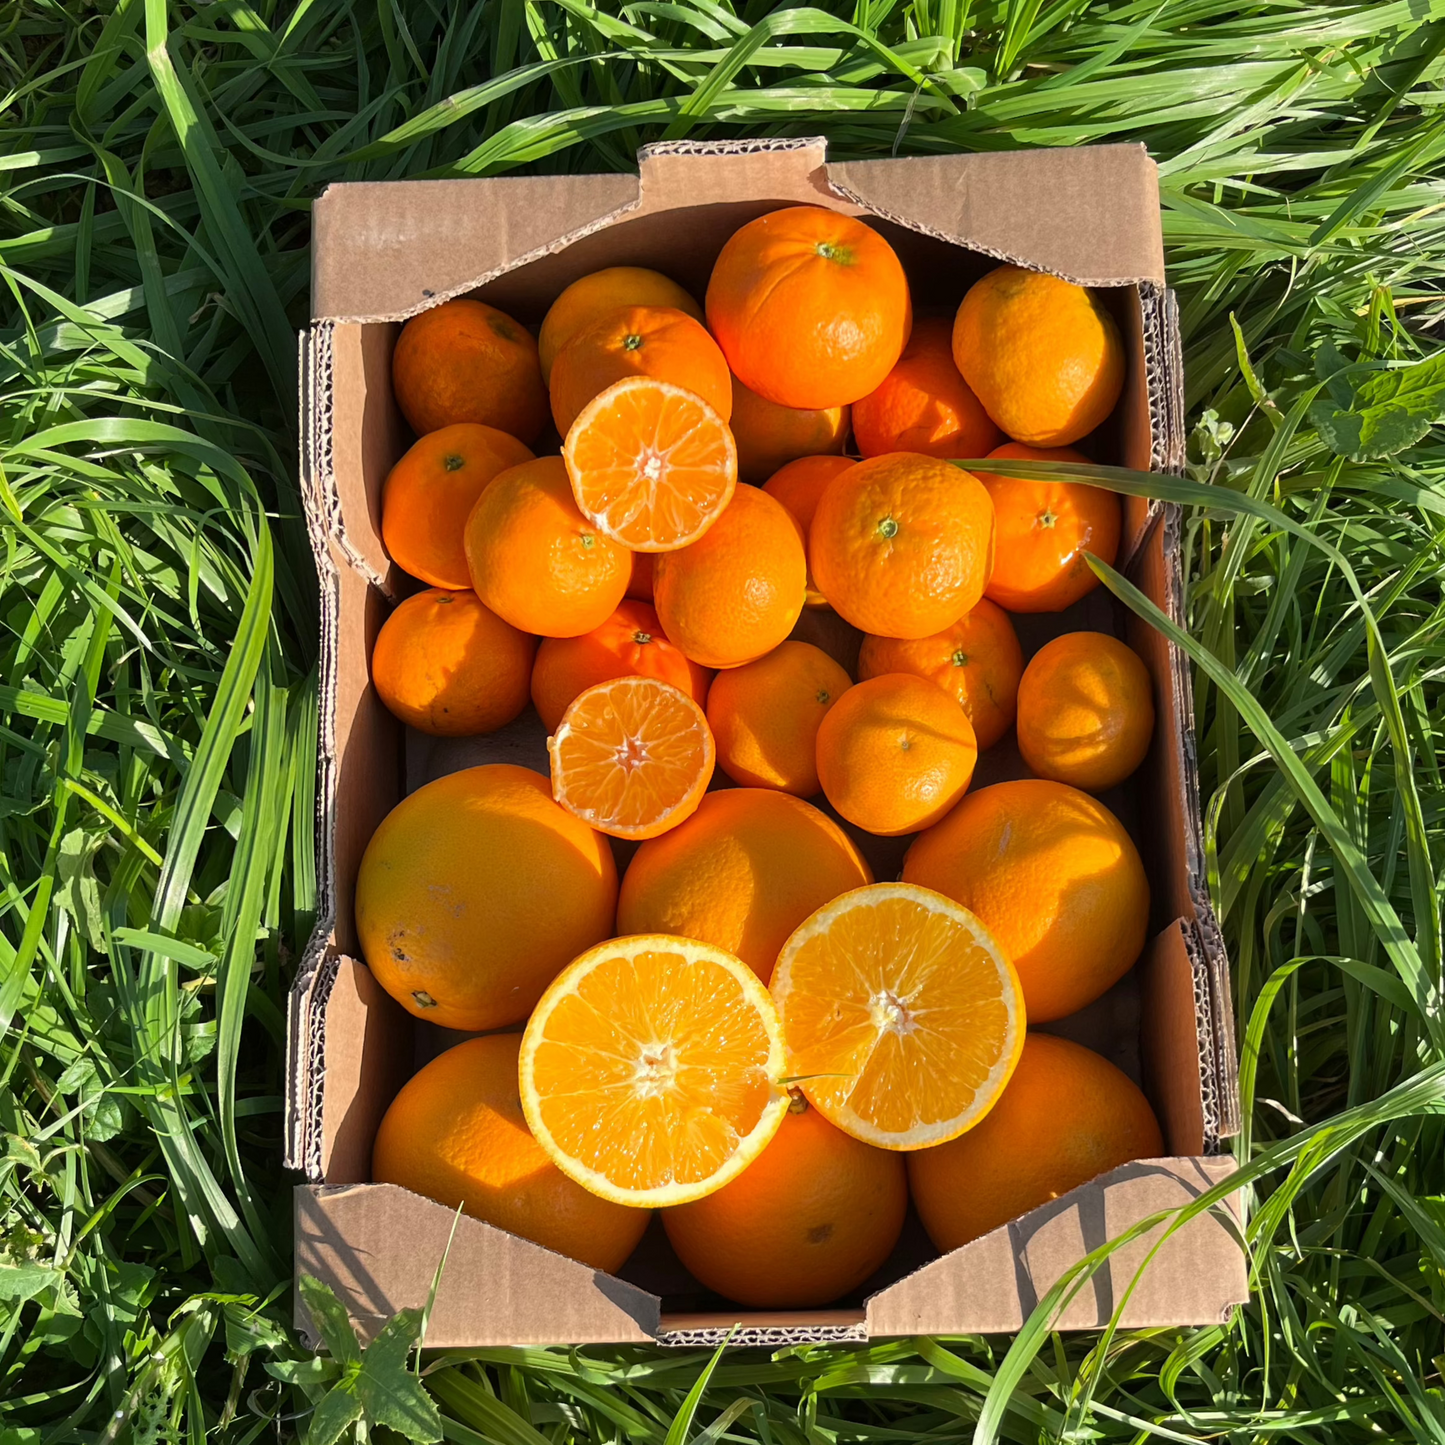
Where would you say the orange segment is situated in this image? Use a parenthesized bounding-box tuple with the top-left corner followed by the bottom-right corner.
(770, 883, 1024, 1150)
(548, 676, 715, 840)
(519, 935, 789, 1206)
(563, 377, 737, 551)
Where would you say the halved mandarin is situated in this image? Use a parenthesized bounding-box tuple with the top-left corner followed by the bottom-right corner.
(563, 376, 737, 552)
(770, 883, 1025, 1150)
(548, 675, 715, 840)
(519, 934, 789, 1207)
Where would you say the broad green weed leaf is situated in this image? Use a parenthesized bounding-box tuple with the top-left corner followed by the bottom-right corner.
(1310, 350, 1445, 461)
(298, 1274, 362, 1368)
(306, 1383, 365, 1445)
(354, 1308, 442, 1443)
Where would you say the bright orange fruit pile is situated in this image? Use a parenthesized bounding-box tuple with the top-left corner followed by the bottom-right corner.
(357, 215, 1167, 1309)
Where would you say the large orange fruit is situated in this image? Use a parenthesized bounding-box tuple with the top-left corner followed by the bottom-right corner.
(391, 299, 548, 443)
(550, 305, 732, 436)
(563, 377, 737, 551)
(373, 1035, 649, 1273)
(981, 442, 1121, 613)
(730, 374, 849, 485)
(852, 317, 1002, 461)
(373, 588, 534, 737)
(531, 599, 711, 734)
(1017, 632, 1155, 792)
(539, 267, 703, 381)
(815, 673, 977, 836)
(653, 484, 806, 668)
(706, 206, 911, 409)
(354, 764, 617, 1030)
(903, 779, 1149, 1022)
(465, 456, 630, 637)
(380, 424, 535, 589)
(618, 788, 872, 983)
(771, 882, 1024, 1149)
(707, 640, 852, 796)
(762, 454, 856, 607)
(809, 452, 994, 639)
(520, 935, 788, 1206)
(908, 1033, 1163, 1250)
(952, 266, 1125, 447)
(857, 599, 1024, 751)
(663, 1096, 907, 1307)
(549, 676, 715, 840)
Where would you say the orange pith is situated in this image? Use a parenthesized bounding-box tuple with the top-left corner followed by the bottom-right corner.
(549, 676, 715, 840)
(563, 376, 738, 552)
(770, 882, 1025, 1150)
(519, 935, 789, 1206)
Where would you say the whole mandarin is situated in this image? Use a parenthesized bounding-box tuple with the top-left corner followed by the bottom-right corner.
(539, 267, 703, 381)
(373, 589, 535, 736)
(730, 374, 849, 485)
(763, 454, 857, 608)
(381, 424, 535, 589)
(392, 299, 548, 443)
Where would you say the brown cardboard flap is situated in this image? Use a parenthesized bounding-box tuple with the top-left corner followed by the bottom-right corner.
(865, 1156, 1245, 1336)
(295, 1184, 660, 1347)
(828, 145, 1165, 288)
(1139, 920, 1208, 1156)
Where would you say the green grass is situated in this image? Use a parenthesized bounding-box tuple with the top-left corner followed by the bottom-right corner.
(2, 0, 1444, 1439)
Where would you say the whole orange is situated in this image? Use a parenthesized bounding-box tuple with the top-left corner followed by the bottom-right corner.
(380, 424, 535, 589)
(857, 599, 1023, 751)
(815, 673, 978, 836)
(852, 317, 1002, 461)
(539, 267, 703, 380)
(373, 589, 535, 737)
(549, 305, 732, 436)
(355, 764, 617, 1030)
(908, 1033, 1163, 1250)
(903, 779, 1149, 1022)
(730, 374, 849, 485)
(952, 266, 1125, 447)
(391, 299, 548, 443)
(663, 1096, 906, 1307)
(706, 641, 852, 796)
(809, 452, 995, 639)
(982, 441, 1121, 612)
(373, 1034, 649, 1273)
(531, 599, 712, 734)
(1017, 632, 1154, 791)
(706, 206, 911, 409)
(618, 788, 872, 983)
(465, 456, 630, 637)
(762, 454, 856, 608)
(653, 484, 806, 669)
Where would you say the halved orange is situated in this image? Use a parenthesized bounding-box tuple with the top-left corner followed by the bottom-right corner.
(519, 934, 789, 1207)
(770, 883, 1025, 1150)
(548, 675, 715, 840)
(562, 376, 737, 551)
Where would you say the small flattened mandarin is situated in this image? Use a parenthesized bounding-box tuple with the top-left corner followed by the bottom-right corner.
(391, 298, 548, 443)
(908, 1033, 1163, 1250)
(653, 484, 806, 669)
(372, 588, 534, 737)
(380, 424, 535, 589)
(707, 206, 911, 410)
(809, 452, 995, 640)
(903, 778, 1149, 1023)
(549, 305, 732, 436)
(1016, 631, 1155, 791)
(539, 267, 703, 380)
(707, 640, 852, 796)
(815, 673, 978, 837)
(952, 265, 1125, 447)
(373, 1035, 649, 1273)
(981, 441, 1121, 613)
(730, 374, 850, 485)
(354, 764, 617, 1031)
(465, 456, 630, 637)
(858, 600, 1023, 751)
(852, 317, 1002, 461)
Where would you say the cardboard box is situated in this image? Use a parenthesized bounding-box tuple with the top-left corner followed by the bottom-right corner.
(286, 137, 1247, 1348)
